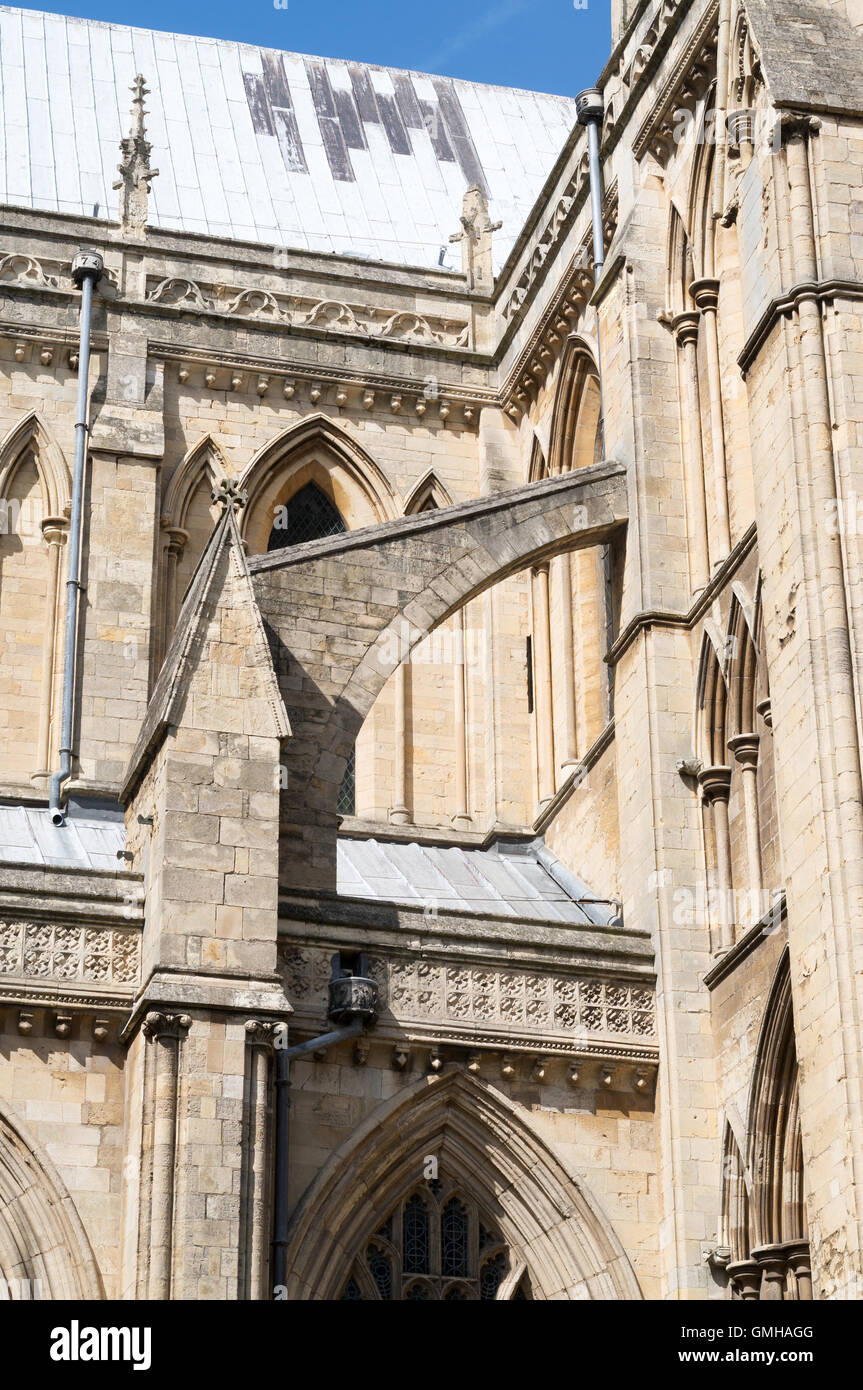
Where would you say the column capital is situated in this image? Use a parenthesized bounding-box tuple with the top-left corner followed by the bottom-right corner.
(726, 1258, 762, 1300)
(698, 764, 732, 804)
(41, 514, 68, 545)
(671, 310, 701, 348)
(774, 111, 822, 148)
(750, 1243, 788, 1298)
(782, 1238, 811, 1270)
(142, 1010, 191, 1041)
(160, 521, 190, 557)
(728, 732, 760, 768)
(756, 696, 773, 729)
(245, 1019, 277, 1048)
(689, 277, 720, 313)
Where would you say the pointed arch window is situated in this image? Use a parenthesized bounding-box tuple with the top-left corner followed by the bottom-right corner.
(338, 1181, 531, 1300)
(267, 481, 347, 551)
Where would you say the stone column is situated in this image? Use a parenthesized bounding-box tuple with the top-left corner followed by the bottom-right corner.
(157, 523, 189, 674)
(388, 663, 411, 825)
(672, 311, 710, 590)
(699, 765, 734, 951)
(531, 563, 556, 806)
(728, 733, 762, 925)
(452, 610, 472, 828)
(556, 552, 579, 771)
(689, 278, 731, 562)
(242, 1020, 274, 1301)
(33, 516, 67, 784)
(142, 1010, 190, 1300)
(482, 587, 500, 823)
(784, 1239, 813, 1301)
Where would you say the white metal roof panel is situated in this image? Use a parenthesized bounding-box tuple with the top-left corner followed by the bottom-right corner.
(336, 837, 615, 926)
(0, 804, 125, 871)
(0, 5, 577, 270)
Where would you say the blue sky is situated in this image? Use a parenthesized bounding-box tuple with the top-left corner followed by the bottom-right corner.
(27, 0, 613, 95)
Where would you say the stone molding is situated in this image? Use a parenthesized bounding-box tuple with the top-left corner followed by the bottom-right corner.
(279, 943, 655, 1052)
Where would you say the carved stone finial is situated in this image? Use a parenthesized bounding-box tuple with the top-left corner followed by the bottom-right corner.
(211, 477, 248, 513)
(113, 74, 159, 237)
(449, 185, 501, 292)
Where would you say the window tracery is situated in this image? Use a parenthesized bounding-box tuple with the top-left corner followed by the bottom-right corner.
(338, 1181, 531, 1300)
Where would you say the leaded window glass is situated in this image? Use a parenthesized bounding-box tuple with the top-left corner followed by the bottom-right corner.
(337, 1179, 531, 1300)
(267, 482, 347, 551)
(441, 1197, 468, 1278)
(402, 1194, 430, 1274)
(337, 745, 356, 817)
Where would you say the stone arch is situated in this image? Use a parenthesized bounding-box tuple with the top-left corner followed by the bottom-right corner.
(548, 335, 602, 476)
(545, 337, 610, 760)
(666, 200, 693, 316)
(334, 470, 621, 774)
(528, 435, 548, 484)
(727, 591, 759, 739)
(746, 949, 806, 1250)
(251, 464, 625, 882)
(0, 1101, 103, 1299)
(238, 415, 399, 554)
(155, 435, 230, 671)
(161, 433, 228, 532)
(723, 949, 811, 1298)
(719, 1119, 749, 1266)
(0, 413, 70, 786)
(695, 628, 729, 766)
(685, 82, 719, 280)
(282, 1067, 642, 1300)
(0, 411, 70, 516)
(403, 469, 453, 515)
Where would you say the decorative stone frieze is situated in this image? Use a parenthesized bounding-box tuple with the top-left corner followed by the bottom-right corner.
(144, 274, 471, 348)
(0, 920, 141, 986)
(279, 943, 655, 1045)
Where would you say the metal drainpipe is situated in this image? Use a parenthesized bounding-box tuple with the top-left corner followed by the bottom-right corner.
(49, 249, 103, 826)
(576, 87, 608, 457)
(576, 89, 616, 715)
(271, 1016, 366, 1295)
